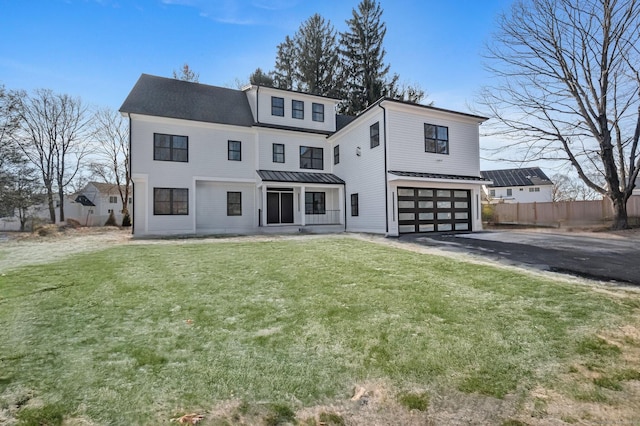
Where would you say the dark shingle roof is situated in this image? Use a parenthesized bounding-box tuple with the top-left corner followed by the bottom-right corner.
(257, 170, 345, 185)
(388, 170, 491, 182)
(119, 74, 255, 127)
(336, 115, 357, 131)
(480, 167, 553, 188)
(75, 195, 96, 206)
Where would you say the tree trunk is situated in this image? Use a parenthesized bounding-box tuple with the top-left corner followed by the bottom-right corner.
(46, 189, 55, 224)
(58, 186, 65, 222)
(610, 195, 629, 230)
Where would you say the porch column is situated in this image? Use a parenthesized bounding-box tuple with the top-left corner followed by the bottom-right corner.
(261, 185, 267, 227)
(300, 186, 306, 226)
(338, 185, 345, 225)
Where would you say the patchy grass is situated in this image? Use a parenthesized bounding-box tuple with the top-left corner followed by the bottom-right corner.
(0, 237, 639, 424)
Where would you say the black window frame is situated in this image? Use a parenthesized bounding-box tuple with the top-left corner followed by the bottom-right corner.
(370, 122, 380, 148)
(300, 146, 324, 170)
(153, 133, 188, 162)
(305, 192, 326, 215)
(227, 191, 242, 216)
(228, 140, 242, 161)
(153, 188, 189, 215)
(334, 145, 340, 165)
(271, 96, 284, 116)
(292, 100, 304, 119)
(351, 193, 359, 216)
(424, 123, 449, 154)
(272, 143, 285, 163)
(109, 196, 118, 204)
(312, 103, 324, 122)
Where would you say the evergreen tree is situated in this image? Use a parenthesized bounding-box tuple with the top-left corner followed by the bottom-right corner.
(273, 36, 296, 90)
(339, 0, 391, 114)
(249, 68, 275, 87)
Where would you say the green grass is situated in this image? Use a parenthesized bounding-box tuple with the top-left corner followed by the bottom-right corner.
(0, 237, 638, 424)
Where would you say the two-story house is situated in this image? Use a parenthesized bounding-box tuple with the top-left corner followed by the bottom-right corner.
(119, 74, 489, 236)
(480, 167, 554, 204)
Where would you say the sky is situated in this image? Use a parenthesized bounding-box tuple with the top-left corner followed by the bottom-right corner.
(0, 0, 516, 169)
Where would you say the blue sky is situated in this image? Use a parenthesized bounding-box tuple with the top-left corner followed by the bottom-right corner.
(1, 0, 514, 167)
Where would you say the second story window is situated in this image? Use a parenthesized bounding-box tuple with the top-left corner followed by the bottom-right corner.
(273, 143, 285, 163)
(424, 123, 449, 154)
(300, 146, 323, 170)
(154, 133, 188, 162)
(109, 196, 118, 204)
(271, 96, 284, 116)
(292, 100, 304, 119)
(334, 145, 340, 165)
(370, 122, 380, 148)
(312, 103, 324, 122)
(228, 140, 241, 161)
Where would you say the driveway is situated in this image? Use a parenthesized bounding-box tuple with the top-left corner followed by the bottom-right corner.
(400, 229, 640, 286)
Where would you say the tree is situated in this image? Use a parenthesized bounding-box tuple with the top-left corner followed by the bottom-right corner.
(249, 68, 275, 87)
(273, 35, 296, 90)
(339, 0, 392, 114)
(90, 107, 131, 226)
(14, 89, 90, 223)
(479, 0, 640, 229)
(173, 63, 199, 83)
(551, 173, 601, 201)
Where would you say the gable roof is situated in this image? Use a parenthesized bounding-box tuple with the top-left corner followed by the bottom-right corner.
(119, 74, 255, 127)
(86, 182, 131, 195)
(480, 167, 553, 188)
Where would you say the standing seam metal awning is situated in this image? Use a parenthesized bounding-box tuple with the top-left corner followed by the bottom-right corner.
(257, 170, 345, 185)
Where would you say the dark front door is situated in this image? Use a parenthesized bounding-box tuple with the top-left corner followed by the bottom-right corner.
(266, 191, 294, 224)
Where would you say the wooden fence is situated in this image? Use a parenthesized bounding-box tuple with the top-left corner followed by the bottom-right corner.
(487, 195, 640, 227)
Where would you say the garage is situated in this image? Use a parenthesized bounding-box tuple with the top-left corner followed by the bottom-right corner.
(397, 187, 471, 233)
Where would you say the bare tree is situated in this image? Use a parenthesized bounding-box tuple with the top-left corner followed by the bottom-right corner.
(91, 108, 131, 226)
(479, 0, 640, 229)
(172, 63, 200, 83)
(551, 173, 601, 201)
(15, 89, 90, 223)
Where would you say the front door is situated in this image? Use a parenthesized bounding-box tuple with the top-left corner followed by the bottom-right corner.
(266, 191, 294, 224)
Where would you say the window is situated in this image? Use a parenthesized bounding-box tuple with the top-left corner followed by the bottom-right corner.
(506, 188, 513, 196)
(128, 197, 132, 204)
(300, 146, 323, 170)
(489, 189, 496, 197)
(529, 187, 540, 192)
(109, 196, 118, 204)
(108, 209, 113, 214)
(312, 103, 324, 122)
(305, 192, 326, 214)
(227, 192, 242, 216)
(271, 96, 284, 116)
(292, 100, 304, 119)
(153, 188, 188, 215)
(351, 193, 359, 216)
(334, 145, 340, 165)
(228, 140, 241, 161)
(370, 122, 380, 148)
(273, 143, 285, 163)
(154, 133, 188, 162)
(424, 124, 449, 154)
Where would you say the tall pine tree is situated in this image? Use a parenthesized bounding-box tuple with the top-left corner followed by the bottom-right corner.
(273, 35, 296, 90)
(340, 0, 391, 115)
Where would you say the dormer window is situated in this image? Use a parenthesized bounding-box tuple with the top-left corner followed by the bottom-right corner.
(271, 97, 284, 116)
(312, 103, 324, 122)
(292, 100, 304, 119)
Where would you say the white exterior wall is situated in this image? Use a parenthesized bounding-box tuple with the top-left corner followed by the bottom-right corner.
(488, 185, 554, 203)
(195, 181, 257, 233)
(130, 114, 257, 235)
(385, 103, 482, 177)
(257, 128, 331, 172)
(330, 109, 388, 233)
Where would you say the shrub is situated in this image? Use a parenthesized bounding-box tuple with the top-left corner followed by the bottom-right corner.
(104, 211, 117, 227)
(122, 212, 132, 227)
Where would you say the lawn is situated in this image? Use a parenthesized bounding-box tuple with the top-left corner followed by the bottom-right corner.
(1, 236, 639, 425)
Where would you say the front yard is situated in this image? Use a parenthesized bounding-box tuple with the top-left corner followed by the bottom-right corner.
(1, 233, 639, 425)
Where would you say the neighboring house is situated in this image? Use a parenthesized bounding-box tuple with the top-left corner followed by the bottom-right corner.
(481, 167, 554, 204)
(119, 74, 490, 237)
(69, 182, 132, 226)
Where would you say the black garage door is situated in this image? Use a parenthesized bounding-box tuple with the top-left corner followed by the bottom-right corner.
(397, 187, 471, 233)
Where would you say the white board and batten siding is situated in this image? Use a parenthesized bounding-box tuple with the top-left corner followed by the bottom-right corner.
(330, 108, 387, 233)
(130, 114, 257, 235)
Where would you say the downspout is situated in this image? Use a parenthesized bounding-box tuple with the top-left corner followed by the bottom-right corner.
(379, 101, 389, 234)
(128, 113, 134, 236)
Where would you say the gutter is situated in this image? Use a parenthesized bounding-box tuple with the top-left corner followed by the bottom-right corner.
(128, 113, 134, 236)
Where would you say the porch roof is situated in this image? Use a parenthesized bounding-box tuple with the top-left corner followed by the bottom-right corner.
(388, 170, 491, 182)
(257, 170, 345, 185)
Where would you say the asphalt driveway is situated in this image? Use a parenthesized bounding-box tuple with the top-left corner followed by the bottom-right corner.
(400, 229, 640, 286)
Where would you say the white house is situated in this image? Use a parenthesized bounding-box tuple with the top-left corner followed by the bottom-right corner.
(120, 74, 490, 237)
(69, 182, 132, 226)
(481, 167, 554, 204)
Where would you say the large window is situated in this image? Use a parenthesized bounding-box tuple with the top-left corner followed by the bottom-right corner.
(300, 146, 323, 170)
(153, 188, 188, 215)
(227, 192, 242, 216)
(424, 124, 449, 154)
(305, 192, 326, 215)
(351, 193, 359, 216)
(334, 145, 340, 165)
(292, 100, 304, 119)
(370, 122, 380, 148)
(228, 140, 241, 161)
(312, 103, 324, 122)
(109, 196, 118, 204)
(271, 96, 284, 116)
(273, 143, 285, 163)
(154, 133, 188, 162)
